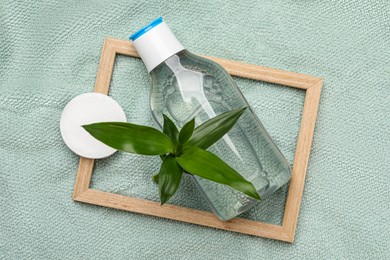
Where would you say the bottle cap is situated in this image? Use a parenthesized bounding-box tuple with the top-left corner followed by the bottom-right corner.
(130, 17, 185, 72)
(60, 93, 127, 159)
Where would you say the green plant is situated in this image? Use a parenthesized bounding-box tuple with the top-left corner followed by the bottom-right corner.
(82, 107, 261, 205)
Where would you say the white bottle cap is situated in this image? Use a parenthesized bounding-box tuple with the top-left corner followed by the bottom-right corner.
(60, 93, 127, 159)
(130, 17, 185, 73)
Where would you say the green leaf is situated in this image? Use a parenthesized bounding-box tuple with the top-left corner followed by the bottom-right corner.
(83, 122, 174, 155)
(163, 114, 179, 145)
(152, 173, 159, 184)
(178, 117, 195, 144)
(187, 107, 247, 149)
(158, 155, 183, 205)
(175, 146, 261, 201)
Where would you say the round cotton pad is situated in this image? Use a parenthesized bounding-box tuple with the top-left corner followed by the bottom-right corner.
(60, 93, 127, 159)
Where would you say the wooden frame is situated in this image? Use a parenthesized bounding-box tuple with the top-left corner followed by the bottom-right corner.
(73, 38, 323, 243)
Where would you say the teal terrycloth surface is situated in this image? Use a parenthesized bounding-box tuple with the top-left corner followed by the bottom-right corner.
(1, 0, 389, 259)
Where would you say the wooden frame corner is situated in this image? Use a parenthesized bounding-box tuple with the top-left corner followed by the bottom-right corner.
(73, 37, 323, 243)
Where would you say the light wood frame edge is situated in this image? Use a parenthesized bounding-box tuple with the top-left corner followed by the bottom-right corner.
(73, 38, 323, 243)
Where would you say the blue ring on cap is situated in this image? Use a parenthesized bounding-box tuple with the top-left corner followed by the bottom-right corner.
(130, 17, 163, 41)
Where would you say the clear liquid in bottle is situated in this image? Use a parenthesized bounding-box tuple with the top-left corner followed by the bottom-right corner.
(131, 17, 291, 220)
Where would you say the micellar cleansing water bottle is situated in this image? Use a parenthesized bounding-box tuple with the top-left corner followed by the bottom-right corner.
(130, 17, 291, 220)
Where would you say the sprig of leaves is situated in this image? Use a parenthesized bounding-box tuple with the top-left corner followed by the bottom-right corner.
(82, 107, 261, 205)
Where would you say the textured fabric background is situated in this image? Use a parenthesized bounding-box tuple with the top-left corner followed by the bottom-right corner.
(0, 0, 389, 259)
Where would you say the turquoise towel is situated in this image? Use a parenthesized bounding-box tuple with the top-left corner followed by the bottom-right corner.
(0, 0, 389, 259)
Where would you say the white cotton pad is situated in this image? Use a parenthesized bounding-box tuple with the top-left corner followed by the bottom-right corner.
(60, 93, 127, 159)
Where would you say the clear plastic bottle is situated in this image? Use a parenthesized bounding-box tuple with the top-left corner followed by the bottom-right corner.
(130, 17, 291, 220)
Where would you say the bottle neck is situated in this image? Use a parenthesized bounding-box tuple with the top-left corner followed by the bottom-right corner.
(132, 21, 185, 73)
